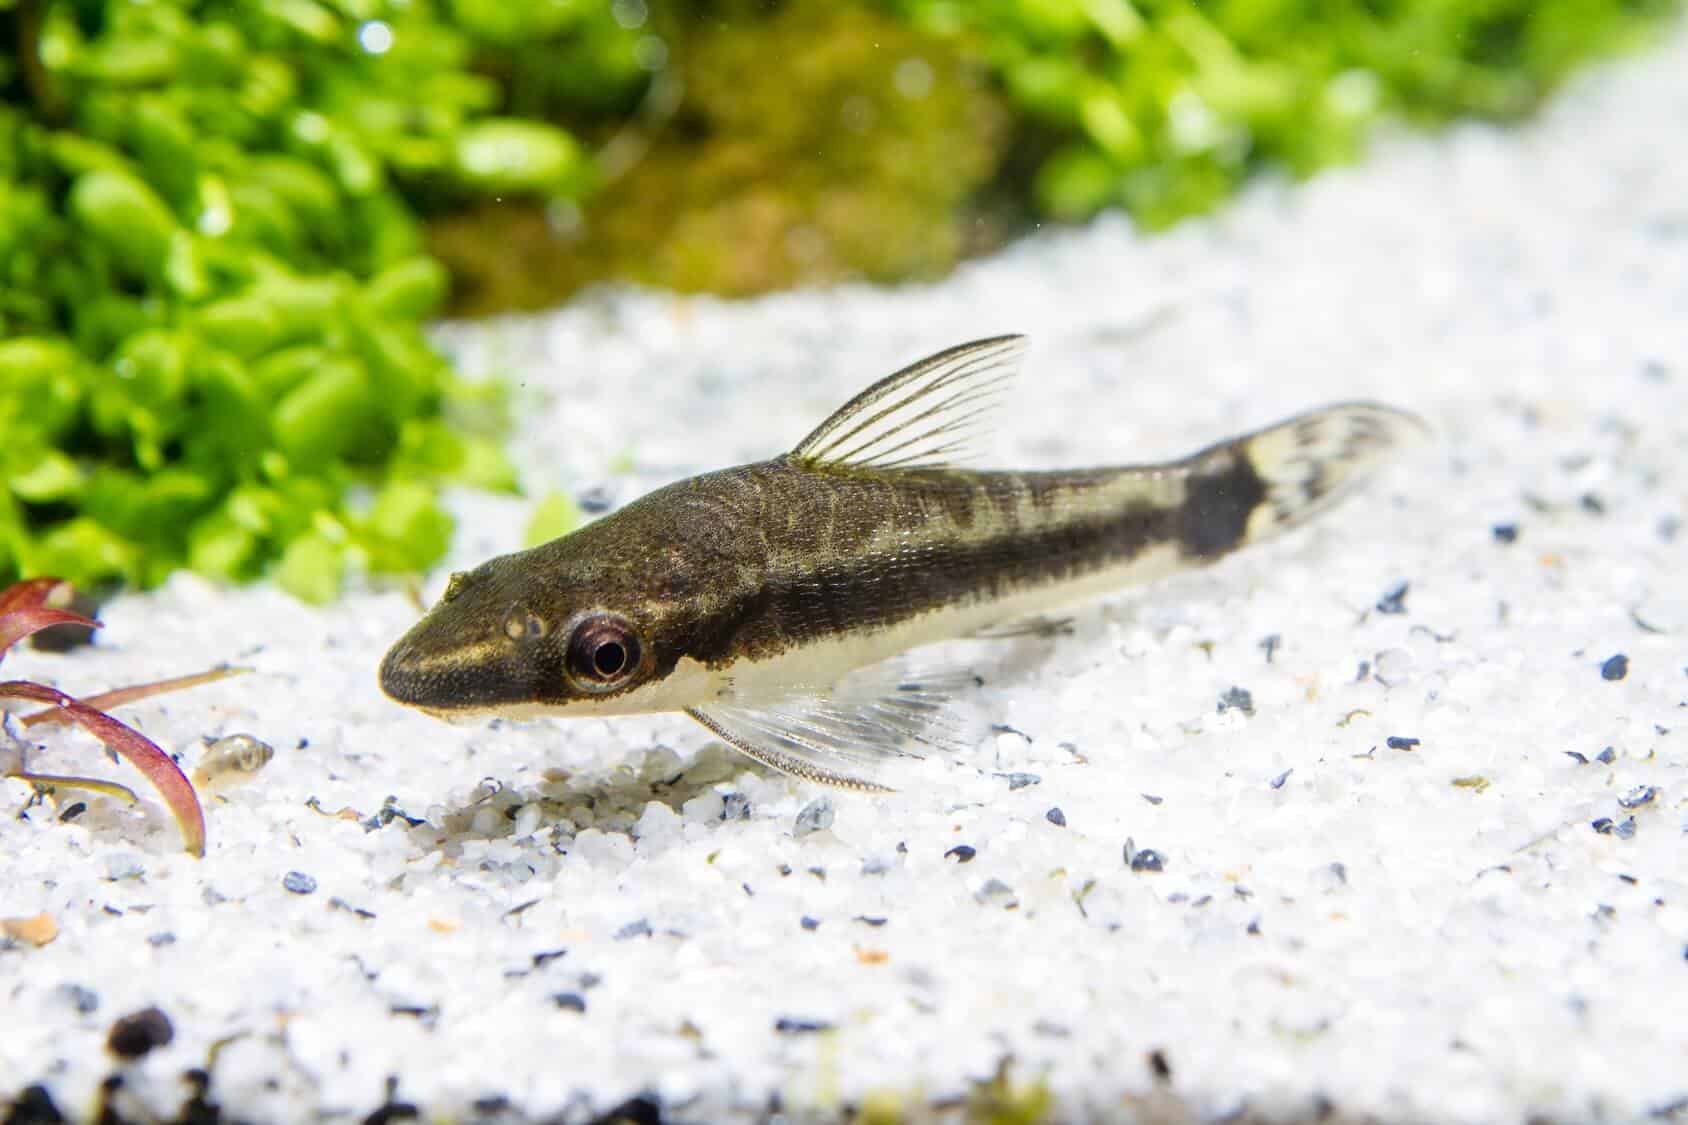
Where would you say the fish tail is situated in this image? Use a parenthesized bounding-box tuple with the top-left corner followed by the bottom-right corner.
(1174, 402, 1429, 559)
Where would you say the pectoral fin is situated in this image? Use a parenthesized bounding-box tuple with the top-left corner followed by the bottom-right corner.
(969, 615, 1075, 640)
(687, 663, 981, 791)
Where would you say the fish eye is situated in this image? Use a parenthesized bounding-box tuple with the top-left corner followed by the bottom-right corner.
(565, 614, 642, 693)
(503, 605, 548, 641)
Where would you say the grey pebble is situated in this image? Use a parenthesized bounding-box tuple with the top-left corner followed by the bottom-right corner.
(975, 878, 1017, 906)
(1045, 807, 1066, 827)
(1003, 772, 1042, 790)
(1376, 581, 1410, 615)
(800, 916, 820, 931)
(1124, 839, 1166, 873)
(722, 792, 751, 820)
(1617, 785, 1657, 809)
(1130, 851, 1166, 873)
(328, 897, 376, 920)
(1601, 654, 1629, 681)
(614, 918, 652, 941)
(794, 798, 834, 837)
(552, 992, 587, 1013)
(1217, 686, 1254, 716)
(945, 845, 977, 863)
(282, 871, 317, 895)
(1269, 769, 1293, 790)
(56, 983, 100, 1014)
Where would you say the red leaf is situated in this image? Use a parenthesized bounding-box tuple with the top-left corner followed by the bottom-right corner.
(0, 578, 70, 616)
(0, 680, 205, 857)
(0, 607, 101, 662)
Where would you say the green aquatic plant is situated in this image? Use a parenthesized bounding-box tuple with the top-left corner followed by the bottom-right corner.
(3, 0, 1678, 598)
(892, 0, 1681, 226)
(0, 0, 616, 600)
(431, 0, 1679, 307)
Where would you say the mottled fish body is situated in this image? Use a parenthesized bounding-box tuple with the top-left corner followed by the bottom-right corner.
(381, 336, 1424, 788)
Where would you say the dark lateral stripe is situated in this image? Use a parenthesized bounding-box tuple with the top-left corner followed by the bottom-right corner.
(687, 499, 1173, 665)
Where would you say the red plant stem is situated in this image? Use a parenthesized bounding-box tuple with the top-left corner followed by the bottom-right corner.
(20, 665, 248, 728)
(0, 680, 205, 856)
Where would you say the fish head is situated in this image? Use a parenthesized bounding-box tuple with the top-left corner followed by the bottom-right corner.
(379, 506, 718, 720)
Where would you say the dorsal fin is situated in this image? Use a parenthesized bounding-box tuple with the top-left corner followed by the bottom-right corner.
(789, 335, 1027, 471)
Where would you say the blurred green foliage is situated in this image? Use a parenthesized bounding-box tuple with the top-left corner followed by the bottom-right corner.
(2, 0, 1679, 598)
(434, 0, 1680, 312)
(893, 0, 1681, 226)
(0, 0, 635, 599)
(432, 0, 1011, 309)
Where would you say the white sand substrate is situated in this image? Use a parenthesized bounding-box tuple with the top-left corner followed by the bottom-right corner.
(4, 28, 1687, 1125)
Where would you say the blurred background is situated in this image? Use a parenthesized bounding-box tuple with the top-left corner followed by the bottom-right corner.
(2, 0, 1680, 602)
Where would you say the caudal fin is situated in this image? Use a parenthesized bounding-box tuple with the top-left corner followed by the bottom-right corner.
(1175, 403, 1429, 560)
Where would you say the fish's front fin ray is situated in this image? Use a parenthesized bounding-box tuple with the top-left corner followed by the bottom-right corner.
(687, 662, 983, 791)
(789, 335, 1027, 471)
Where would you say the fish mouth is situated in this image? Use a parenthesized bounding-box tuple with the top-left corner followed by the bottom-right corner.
(379, 660, 497, 723)
(378, 637, 435, 709)
(378, 625, 553, 717)
(378, 632, 478, 713)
